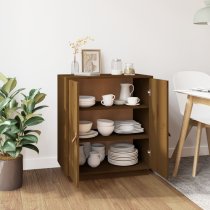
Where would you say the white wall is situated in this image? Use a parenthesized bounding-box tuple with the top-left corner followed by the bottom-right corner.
(0, 0, 210, 169)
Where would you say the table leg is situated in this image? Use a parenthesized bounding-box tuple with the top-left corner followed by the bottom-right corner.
(171, 120, 194, 161)
(192, 122, 202, 177)
(173, 96, 194, 177)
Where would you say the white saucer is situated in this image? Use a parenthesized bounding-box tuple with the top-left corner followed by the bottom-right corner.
(79, 130, 98, 139)
(114, 99, 126, 105)
(125, 103, 140, 106)
(108, 158, 138, 166)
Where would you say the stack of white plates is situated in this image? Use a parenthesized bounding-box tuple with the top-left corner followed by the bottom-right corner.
(114, 120, 144, 134)
(79, 96, 96, 107)
(108, 143, 138, 166)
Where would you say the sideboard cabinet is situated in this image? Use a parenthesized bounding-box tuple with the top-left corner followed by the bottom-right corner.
(58, 74, 168, 186)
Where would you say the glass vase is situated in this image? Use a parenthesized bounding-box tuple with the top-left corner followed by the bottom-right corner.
(71, 55, 79, 75)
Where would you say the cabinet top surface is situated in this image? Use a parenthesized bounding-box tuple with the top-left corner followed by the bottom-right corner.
(58, 74, 153, 79)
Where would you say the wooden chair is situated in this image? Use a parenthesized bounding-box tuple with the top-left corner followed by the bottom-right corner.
(172, 71, 210, 177)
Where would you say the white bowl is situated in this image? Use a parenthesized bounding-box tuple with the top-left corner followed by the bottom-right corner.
(79, 101, 95, 107)
(97, 119, 114, 127)
(79, 121, 93, 133)
(97, 125, 114, 136)
(79, 96, 95, 101)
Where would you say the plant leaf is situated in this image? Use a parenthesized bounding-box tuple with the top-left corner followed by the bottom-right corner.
(10, 88, 25, 99)
(0, 98, 11, 112)
(2, 78, 17, 95)
(24, 116, 44, 127)
(34, 93, 46, 104)
(3, 139, 16, 152)
(7, 148, 22, 158)
(0, 72, 8, 83)
(33, 105, 48, 112)
(0, 125, 10, 134)
(20, 134, 38, 143)
(29, 89, 40, 100)
(23, 144, 39, 153)
(24, 130, 41, 135)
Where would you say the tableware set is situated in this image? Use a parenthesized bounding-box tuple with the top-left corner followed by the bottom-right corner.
(108, 143, 138, 166)
(79, 142, 105, 167)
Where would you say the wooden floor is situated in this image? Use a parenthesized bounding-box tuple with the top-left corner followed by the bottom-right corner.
(0, 168, 200, 210)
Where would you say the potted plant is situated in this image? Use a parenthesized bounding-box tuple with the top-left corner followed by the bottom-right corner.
(0, 73, 47, 190)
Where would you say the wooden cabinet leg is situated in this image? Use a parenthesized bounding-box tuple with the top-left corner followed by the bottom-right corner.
(205, 127, 210, 154)
(192, 122, 203, 177)
(171, 119, 194, 161)
(173, 96, 193, 177)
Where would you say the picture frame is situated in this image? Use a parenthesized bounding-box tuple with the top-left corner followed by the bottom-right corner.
(82, 49, 101, 74)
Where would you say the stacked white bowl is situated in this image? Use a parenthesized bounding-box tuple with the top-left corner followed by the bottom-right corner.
(79, 121, 92, 133)
(97, 119, 114, 136)
(79, 96, 96, 107)
(91, 143, 105, 162)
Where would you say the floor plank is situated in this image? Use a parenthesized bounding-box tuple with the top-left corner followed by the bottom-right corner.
(0, 168, 201, 210)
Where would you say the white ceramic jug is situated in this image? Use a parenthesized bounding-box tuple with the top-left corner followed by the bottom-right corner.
(119, 83, 134, 102)
(88, 151, 101, 168)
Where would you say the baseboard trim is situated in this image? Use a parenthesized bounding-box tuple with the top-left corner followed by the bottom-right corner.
(169, 145, 209, 158)
(23, 156, 60, 170)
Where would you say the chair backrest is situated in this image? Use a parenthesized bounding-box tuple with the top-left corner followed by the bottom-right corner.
(173, 71, 210, 121)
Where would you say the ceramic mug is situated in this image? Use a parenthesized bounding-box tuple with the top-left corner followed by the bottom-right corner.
(101, 94, 115, 106)
(127, 97, 140, 105)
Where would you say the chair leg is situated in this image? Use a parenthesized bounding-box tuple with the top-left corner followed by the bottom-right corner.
(205, 127, 210, 155)
(171, 120, 194, 161)
(192, 122, 203, 177)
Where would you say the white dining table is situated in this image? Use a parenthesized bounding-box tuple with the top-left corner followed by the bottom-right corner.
(173, 89, 210, 177)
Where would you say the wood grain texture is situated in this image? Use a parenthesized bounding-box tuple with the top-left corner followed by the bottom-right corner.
(149, 79, 168, 178)
(173, 96, 193, 177)
(0, 168, 201, 210)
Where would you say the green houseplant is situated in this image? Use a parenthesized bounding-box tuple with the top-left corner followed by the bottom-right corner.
(0, 73, 47, 190)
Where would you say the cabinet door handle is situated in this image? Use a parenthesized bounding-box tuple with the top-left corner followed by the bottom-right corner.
(72, 132, 78, 143)
(147, 150, 151, 156)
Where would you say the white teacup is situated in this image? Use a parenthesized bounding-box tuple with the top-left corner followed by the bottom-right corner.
(127, 97, 140, 105)
(101, 100, 114, 106)
(102, 94, 115, 101)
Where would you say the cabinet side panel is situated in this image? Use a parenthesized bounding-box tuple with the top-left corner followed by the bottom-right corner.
(68, 80, 79, 186)
(149, 79, 168, 178)
(57, 76, 69, 176)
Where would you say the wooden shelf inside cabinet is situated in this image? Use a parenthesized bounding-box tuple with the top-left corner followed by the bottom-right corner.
(79, 133, 149, 143)
(80, 160, 149, 177)
(79, 102, 149, 111)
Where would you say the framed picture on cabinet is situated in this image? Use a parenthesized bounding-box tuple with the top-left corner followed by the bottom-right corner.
(82, 49, 101, 74)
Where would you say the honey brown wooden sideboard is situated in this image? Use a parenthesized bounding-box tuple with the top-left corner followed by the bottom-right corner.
(57, 74, 168, 186)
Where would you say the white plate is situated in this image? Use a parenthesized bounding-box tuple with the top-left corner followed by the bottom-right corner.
(108, 153, 138, 159)
(108, 148, 138, 156)
(125, 103, 140, 106)
(79, 130, 96, 136)
(114, 120, 141, 126)
(79, 130, 98, 139)
(108, 158, 138, 166)
(110, 143, 134, 152)
(108, 156, 138, 161)
(114, 128, 144, 134)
